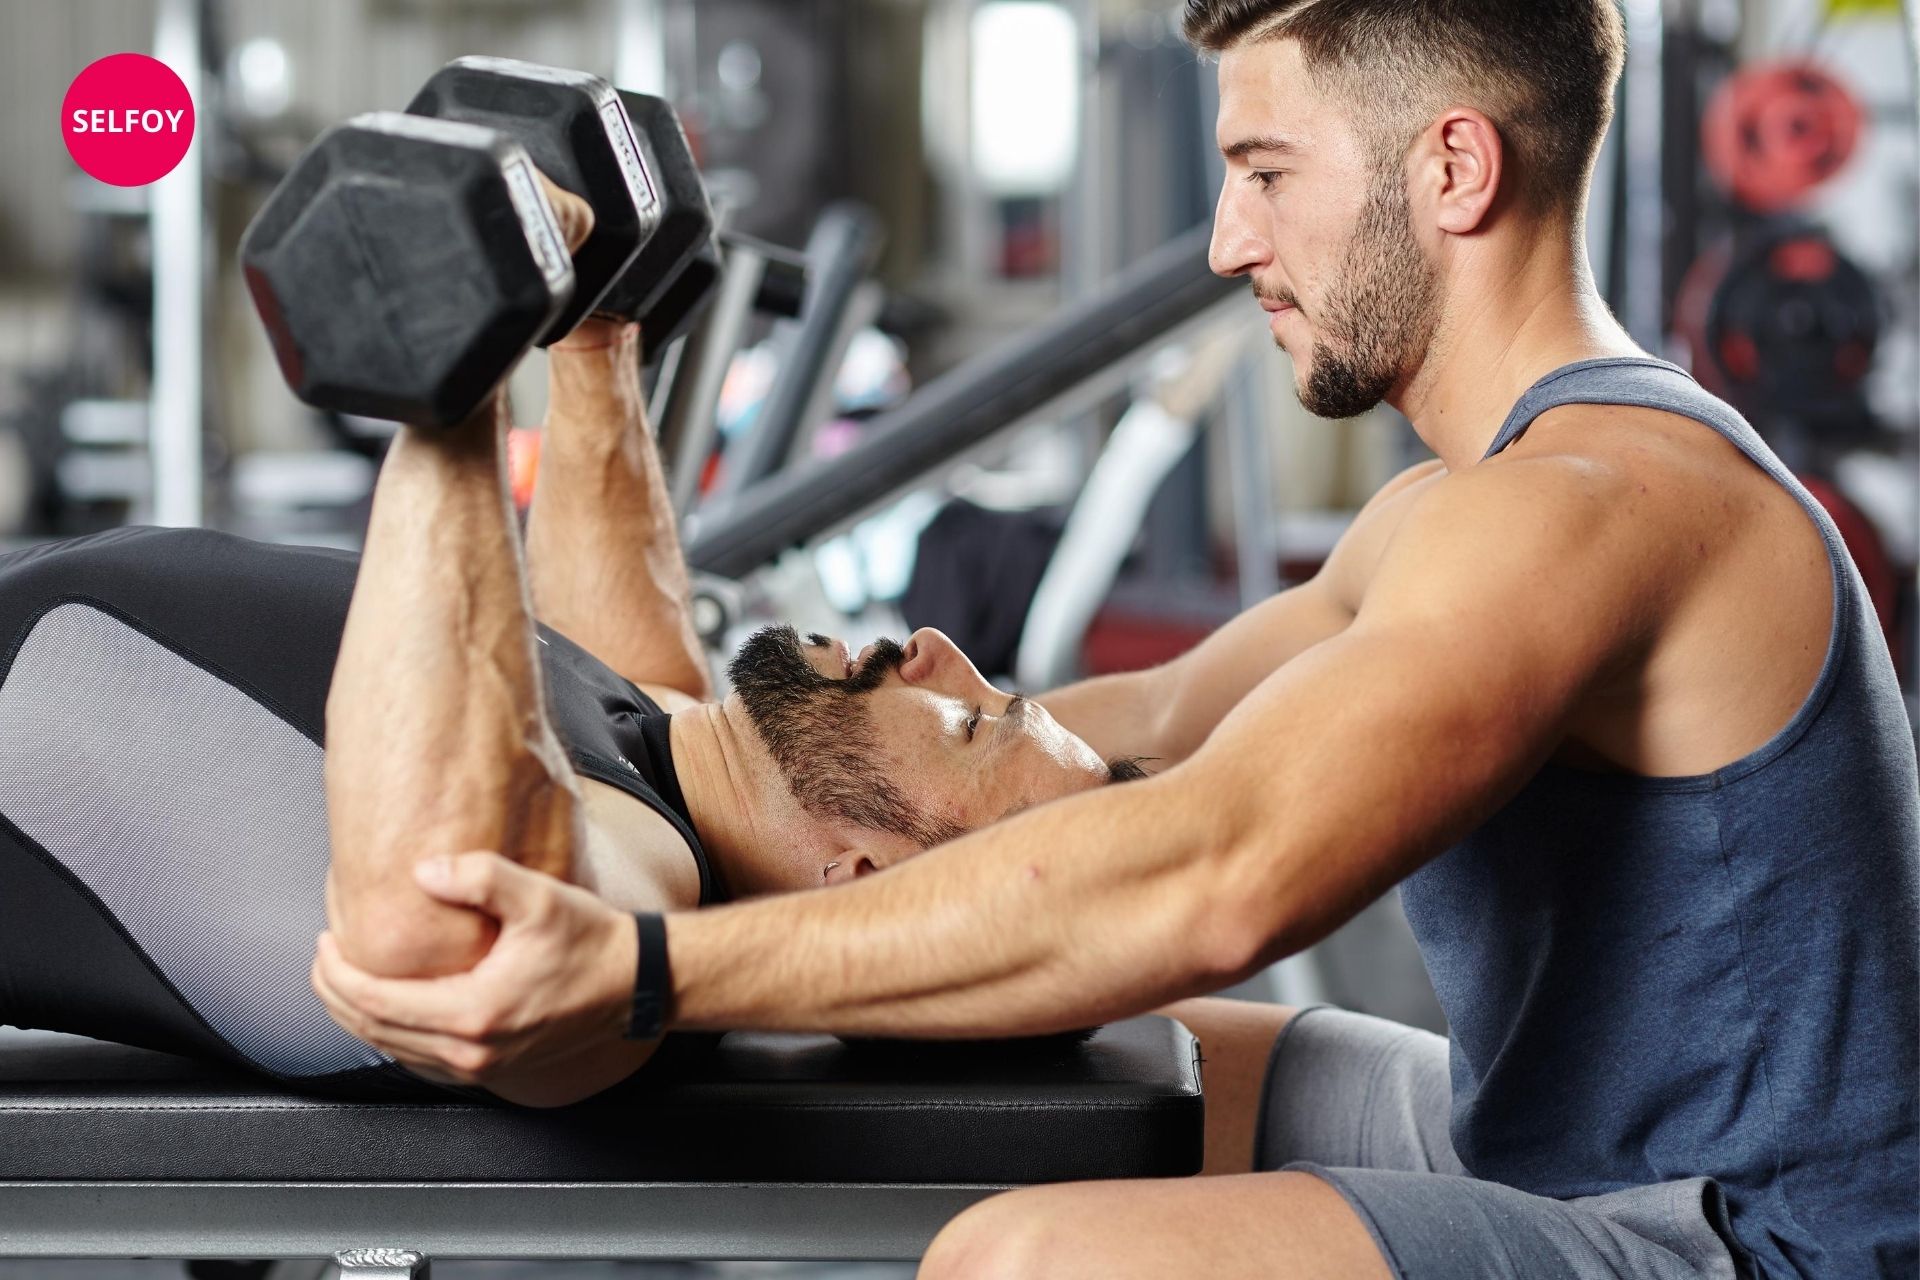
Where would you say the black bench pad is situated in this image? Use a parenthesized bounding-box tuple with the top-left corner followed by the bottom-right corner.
(0, 1017, 1203, 1185)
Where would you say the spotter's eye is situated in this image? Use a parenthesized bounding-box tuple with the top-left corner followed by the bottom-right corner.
(965, 708, 982, 741)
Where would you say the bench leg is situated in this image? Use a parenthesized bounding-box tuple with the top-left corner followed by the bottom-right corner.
(331, 1249, 428, 1280)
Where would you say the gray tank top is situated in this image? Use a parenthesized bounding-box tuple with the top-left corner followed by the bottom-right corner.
(1399, 357, 1919, 1280)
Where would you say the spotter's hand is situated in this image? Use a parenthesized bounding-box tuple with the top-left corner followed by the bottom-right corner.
(310, 851, 640, 1087)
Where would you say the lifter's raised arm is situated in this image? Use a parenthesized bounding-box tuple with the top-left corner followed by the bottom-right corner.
(321, 180, 677, 1107)
(523, 320, 711, 700)
(323, 181, 600, 984)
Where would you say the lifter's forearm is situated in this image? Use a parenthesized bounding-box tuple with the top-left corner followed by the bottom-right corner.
(327, 400, 581, 978)
(525, 322, 710, 697)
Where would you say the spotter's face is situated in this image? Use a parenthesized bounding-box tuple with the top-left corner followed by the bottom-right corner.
(1209, 39, 1440, 418)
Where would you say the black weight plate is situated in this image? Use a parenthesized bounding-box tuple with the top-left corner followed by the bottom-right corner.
(240, 112, 572, 425)
(408, 58, 659, 342)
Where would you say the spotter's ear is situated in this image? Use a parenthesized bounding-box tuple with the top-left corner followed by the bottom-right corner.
(1410, 106, 1505, 235)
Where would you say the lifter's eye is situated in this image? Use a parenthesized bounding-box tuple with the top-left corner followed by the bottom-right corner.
(965, 708, 982, 741)
(1246, 170, 1283, 191)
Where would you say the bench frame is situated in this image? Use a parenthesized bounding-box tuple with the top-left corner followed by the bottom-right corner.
(0, 1178, 1001, 1272)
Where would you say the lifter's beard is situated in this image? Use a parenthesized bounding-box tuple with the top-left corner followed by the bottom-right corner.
(1265, 165, 1441, 421)
(727, 626, 966, 849)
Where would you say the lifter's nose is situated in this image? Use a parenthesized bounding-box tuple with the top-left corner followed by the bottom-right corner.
(897, 628, 994, 698)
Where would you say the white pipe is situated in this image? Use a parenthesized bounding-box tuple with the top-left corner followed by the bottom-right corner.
(150, 0, 204, 528)
(1016, 397, 1199, 692)
(1621, 0, 1666, 351)
(614, 0, 667, 93)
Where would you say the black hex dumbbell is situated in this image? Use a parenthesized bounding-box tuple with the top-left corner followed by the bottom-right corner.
(240, 111, 577, 426)
(243, 61, 721, 425)
(405, 57, 661, 343)
(638, 238, 722, 360)
(598, 89, 715, 328)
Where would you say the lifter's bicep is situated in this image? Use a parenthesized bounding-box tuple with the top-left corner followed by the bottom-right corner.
(571, 778, 703, 912)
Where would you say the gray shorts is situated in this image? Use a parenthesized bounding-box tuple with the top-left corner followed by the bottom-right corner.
(1256, 1007, 1747, 1280)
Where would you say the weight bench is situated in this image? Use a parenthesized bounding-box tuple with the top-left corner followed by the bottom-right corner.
(0, 1016, 1202, 1275)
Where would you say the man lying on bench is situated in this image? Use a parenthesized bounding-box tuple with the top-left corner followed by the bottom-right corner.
(0, 188, 1143, 1107)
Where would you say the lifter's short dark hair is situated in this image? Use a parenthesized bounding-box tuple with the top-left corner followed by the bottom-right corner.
(1182, 0, 1626, 214)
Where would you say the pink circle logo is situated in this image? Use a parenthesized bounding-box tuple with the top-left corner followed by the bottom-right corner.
(61, 53, 195, 187)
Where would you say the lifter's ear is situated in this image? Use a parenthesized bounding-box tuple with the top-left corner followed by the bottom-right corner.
(535, 171, 596, 255)
(822, 854, 884, 887)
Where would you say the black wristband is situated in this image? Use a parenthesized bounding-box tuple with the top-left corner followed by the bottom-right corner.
(625, 912, 673, 1041)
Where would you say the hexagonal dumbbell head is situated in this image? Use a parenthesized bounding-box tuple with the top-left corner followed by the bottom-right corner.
(638, 237, 722, 361)
(240, 111, 574, 426)
(407, 57, 660, 342)
(595, 90, 716, 324)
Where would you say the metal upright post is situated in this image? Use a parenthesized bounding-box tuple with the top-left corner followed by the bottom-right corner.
(1060, 0, 1106, 301)
(662, 239, 768, 519)
(709, 204, 885, 503)
(1621, 0, 1667, 351)
(149, 0, 205, 528)
(1222, 359, 1281, 610)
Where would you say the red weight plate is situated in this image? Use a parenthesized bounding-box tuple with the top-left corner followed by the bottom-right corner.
(1702, 60, 1864, 212)
(1718, 331, 1761, 381)
(1771, 236, 1837, 282)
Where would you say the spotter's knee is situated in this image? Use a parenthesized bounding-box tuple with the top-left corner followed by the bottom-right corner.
(919, 1189, 1069, 1280)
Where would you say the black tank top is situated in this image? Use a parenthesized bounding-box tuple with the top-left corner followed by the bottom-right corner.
(537, 626, 722, 904)
(0, 526, 725, 1095)
(0, 526, 722, 907)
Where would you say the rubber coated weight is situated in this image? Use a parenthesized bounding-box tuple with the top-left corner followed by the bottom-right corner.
(240, 111, 574, 426)
(407, 57, 659, 342)
(634, 228, 815, 366)
(734, 231, 812, 320)
(1702, 60, 1863, 213)
(597, 90, 716, 322)
(638, 238, 722, 360)
(1706, 223, 1880, 426)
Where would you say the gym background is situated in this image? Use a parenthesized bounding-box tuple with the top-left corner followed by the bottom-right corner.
(0, 4, 1915, 1273)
